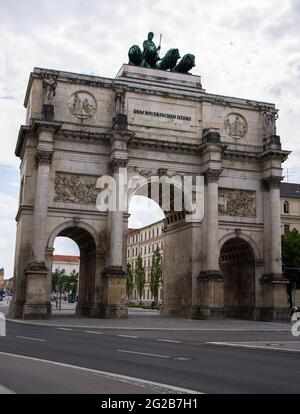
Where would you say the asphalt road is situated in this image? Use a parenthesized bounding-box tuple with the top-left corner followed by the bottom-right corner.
(0, 321, 300, 394)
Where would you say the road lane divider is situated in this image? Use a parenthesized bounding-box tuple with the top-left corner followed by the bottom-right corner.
(157, 339, 182, 344)
(16, 336, 46, 342)
(118, 349, 170, 359)
(84, 331, 104, 335)
(118, 335, 139, 339)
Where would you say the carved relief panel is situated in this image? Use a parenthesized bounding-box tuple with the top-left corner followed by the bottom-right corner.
(224, 113, 248, 139)
(54, 173, 99, 204)
(218, 188, 256, 217)
(68, 91, 97, 120)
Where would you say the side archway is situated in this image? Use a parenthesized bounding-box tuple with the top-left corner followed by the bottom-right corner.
(219, 236, 256, 319)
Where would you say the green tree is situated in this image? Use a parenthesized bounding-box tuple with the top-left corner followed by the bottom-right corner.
(65, 270, 79, 298)
(150, 247, 163, 306)
(52, 269, 67, 293)
(282, 228, 300, 306)
(51, 269, 67, 310)
(135, 255, 145, 306)
(126, 263, 134, 300)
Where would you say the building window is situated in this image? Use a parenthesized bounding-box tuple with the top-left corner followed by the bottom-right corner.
(147, 290, 150, 300)
(284, 224, 290, 234)
(144, 246, 147, 254)
(283, 200, 289, 214)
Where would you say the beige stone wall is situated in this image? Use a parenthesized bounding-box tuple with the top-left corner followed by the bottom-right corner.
(281, 196, 300, 233)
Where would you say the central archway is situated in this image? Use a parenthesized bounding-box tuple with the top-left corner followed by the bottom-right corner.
(220, 237, 255, 319)
(48, 224, 99, 317)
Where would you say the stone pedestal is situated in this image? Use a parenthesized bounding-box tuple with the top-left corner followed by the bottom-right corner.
(193, 272, 225, 319)
(260, 274, 290, 321)
(101, 266, 128, 319)
(42, 104, 54, 122)
(23, 262, 51, 320)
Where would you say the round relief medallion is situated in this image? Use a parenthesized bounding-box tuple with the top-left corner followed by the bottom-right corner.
(224, 113, 247, 138)
(68, 91, 97, 120)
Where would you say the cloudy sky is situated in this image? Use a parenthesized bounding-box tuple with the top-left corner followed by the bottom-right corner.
(0, 0, 300, 278)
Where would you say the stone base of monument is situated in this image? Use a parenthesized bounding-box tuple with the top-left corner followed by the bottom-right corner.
(194, 272, 225, 320)
(99, 266, 129, 319)
(160, 305, 194, 318)
(22, 303, 52, 320)
(260, 274, 291, 322)
(9, 301, 25, 320)
(22, 262, 51, 320)
(191, 306, 225, 320)
(75, 304, 128, 319)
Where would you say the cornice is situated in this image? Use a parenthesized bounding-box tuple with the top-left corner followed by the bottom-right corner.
(128, 137, 201, 154)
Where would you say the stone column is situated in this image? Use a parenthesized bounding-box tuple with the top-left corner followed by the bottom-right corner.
(23, 127, 55, 319)
(102, 158, 128, 319)
(196, 168, 224, 319)
(267, 177, 283, 276)
(32, 150, 53, 263)
(206, 169, 222, 275)
(261, 176, 290, 321)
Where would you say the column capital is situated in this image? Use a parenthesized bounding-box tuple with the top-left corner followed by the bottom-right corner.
(35, 150, 53, 168)
(109, 158, 128, 174)
(262, 176, 283, 190)
(204, 168, 222, 183)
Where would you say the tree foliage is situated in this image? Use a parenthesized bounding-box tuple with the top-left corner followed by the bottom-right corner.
(150, 247, 163, 306)
(135, 255, 145, 306)
(126, 262, 134, 299)
(282, 228, 300, 290)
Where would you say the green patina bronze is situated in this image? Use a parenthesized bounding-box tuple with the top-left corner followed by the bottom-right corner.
(128, 32, 196, 74)
(156, 48, 181, 71)
(128, 45, 143, 66)
(173, 54, 196, 74)
(141, 32, 161, 68)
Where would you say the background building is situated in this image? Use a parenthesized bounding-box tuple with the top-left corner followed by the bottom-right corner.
(281, 183, 300, 234)
(0, 268, 4, 290)
(127, 220, 164, 305)
(52, 255, 80, 275)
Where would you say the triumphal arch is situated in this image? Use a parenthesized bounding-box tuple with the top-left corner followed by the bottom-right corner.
(10, 37, 291, 321)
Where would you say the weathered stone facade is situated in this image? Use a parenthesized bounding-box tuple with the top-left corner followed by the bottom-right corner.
(10, 64, 291, 321)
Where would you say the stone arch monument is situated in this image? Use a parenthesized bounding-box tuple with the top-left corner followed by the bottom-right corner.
(10, 63, 290, 321)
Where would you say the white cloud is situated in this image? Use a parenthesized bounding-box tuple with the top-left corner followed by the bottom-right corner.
(129, 196, 165, 229)
(0, 193, 18, 278)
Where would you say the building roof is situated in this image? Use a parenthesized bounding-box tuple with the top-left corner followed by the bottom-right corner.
(281, 183, 300, 199)
(127, 219, 165, 234)
(53, 255, 80, 263)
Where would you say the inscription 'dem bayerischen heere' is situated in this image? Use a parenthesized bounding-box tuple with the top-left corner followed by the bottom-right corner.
(134, 109, 191, 122)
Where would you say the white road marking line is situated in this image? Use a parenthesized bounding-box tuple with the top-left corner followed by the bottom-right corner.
(206, 342, 300, 354)
(0, 384, 15, 394)
(0, 351, 201, 394)
(57, 328, 72, 331)
(84, 331, 103, 335)
(118, 335, 139, 339)
(118, 349, 170, 359)
(16, 336, 46, 342)
(157, 339, 182, 344)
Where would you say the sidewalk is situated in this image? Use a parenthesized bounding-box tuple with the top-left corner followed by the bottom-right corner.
(6, 307, 292, 331)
